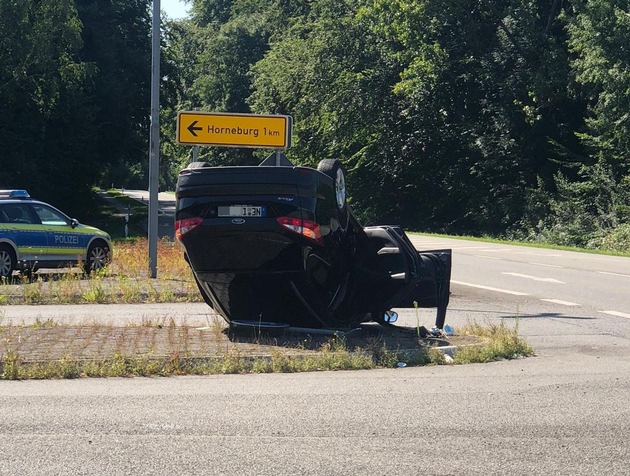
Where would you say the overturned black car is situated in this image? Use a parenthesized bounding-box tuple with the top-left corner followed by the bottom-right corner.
(175, 155, 451, 330)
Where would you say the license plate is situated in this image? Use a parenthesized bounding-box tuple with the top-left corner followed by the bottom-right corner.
(218, 205, 265, 217)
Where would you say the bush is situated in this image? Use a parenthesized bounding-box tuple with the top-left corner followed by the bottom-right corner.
(598, 223, 630, 253)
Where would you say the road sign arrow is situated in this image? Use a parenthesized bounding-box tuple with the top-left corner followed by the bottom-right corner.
(187, 120, 203, 137)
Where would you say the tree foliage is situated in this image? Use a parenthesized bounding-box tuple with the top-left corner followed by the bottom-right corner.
(0, 0, 152, 215)
(0, 0, 91, 210)
(526, 0, 630, 248)
(1, 0, 628, 250)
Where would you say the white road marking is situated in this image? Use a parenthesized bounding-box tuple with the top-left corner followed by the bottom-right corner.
(572, 256, 621, 262)
(451, 280, 529, 296)
(598, 271, 630, 279)
(541, 299, 580, 306)
(599, 311, 630, 319)
(502, 272, 565, 284)
(442, 246, 493, 250)
(473, 255, 502, 260)
(531, 262, 563, 268)
(510, 251, 561, 257)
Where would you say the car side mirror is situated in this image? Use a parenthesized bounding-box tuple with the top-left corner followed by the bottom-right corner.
(70, 218, 79, 229)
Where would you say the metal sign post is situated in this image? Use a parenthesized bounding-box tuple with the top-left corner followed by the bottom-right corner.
(148, 0, 160, 279)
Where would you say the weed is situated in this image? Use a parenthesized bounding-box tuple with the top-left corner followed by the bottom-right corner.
(1, 337, 19, 380)
(413, 301, 422, 338)
(23, 279, 44, 303)
(0, 310, 533, 379)
(116, 275, 142, 303)
(453, 320, 533, 364)
(82, 279, 107, 303)
(31, 318, 59, 329)
(371, 343, 404, 368)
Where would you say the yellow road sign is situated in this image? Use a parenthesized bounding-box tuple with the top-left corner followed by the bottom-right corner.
(177, 111, 292, 149)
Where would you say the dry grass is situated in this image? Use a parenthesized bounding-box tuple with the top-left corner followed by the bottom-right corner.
(452, 320, 534, 364)
(0, 317, 534, 379)
(109, 238, 192, 280)
(0, 238, 201, 305)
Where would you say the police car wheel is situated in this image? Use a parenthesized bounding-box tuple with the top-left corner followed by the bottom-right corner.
(84, 242, 110, 274)
(0, 246, 16, 282)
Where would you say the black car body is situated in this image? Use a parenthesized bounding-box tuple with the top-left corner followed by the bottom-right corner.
(175, 157, 451, 330)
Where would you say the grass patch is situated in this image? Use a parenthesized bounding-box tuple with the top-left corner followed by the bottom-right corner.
(0, 238, 201, 305)
(452, 320, 534, 364)
(0, 320, 533, 380)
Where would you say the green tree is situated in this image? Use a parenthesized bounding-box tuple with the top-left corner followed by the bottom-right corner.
(172, 0, 278, 166)
(74, 0, 153, 191)
(568, 0, 630, 172)
(0, 0, 97, 212)
(249, 0, 585, 232)
(250, 0, 412, 223)
(0, 0, 155, 215)
(356, 0, 586, 232)
(526, 0, 630, 249)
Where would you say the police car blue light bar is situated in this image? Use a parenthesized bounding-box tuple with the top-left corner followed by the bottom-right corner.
(0, 190, 30, 199)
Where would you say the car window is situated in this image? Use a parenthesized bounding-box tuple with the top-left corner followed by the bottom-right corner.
(32, 204, 69, 226)
(0, 206, 9, 224)
(4, 204, 36, 224)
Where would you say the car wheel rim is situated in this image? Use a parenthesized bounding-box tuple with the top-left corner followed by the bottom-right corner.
(335, 168, 346, 209)
(0, 251, 11, 277)
(90, 247, 107, 270)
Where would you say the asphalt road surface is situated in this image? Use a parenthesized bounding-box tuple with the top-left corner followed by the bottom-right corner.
(1, 236, 629, 475)
(120, 189, 176, 239)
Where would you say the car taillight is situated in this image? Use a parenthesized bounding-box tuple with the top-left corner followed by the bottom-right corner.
(277, 217, 323, 245)
(175, 217, 203, 241)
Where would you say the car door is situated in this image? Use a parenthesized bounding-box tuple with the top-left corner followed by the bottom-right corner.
(0, 203, 47, 262)
(31, 203, 84, 266)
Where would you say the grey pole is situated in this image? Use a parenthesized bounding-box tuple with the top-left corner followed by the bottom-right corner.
(148, 0, 160, 278)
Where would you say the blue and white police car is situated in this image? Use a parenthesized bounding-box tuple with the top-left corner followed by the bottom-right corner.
(0, 190, 112, 280)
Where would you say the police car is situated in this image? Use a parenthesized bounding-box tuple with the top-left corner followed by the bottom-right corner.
(0, 190, 112, 280)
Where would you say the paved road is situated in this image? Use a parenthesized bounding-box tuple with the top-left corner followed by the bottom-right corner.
(119, 189, 176, 239)
(1, 338, 628, 475)
(2, 235, 630, 475)
(408, 234, 630, 320)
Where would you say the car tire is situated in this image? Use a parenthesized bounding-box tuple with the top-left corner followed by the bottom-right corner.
(317, 159, 348, 230)
(0, 245, 17, 283)
(84, 241, 111, 274)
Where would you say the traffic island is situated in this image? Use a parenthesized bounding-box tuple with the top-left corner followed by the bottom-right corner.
(0, 320, 532, 379)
